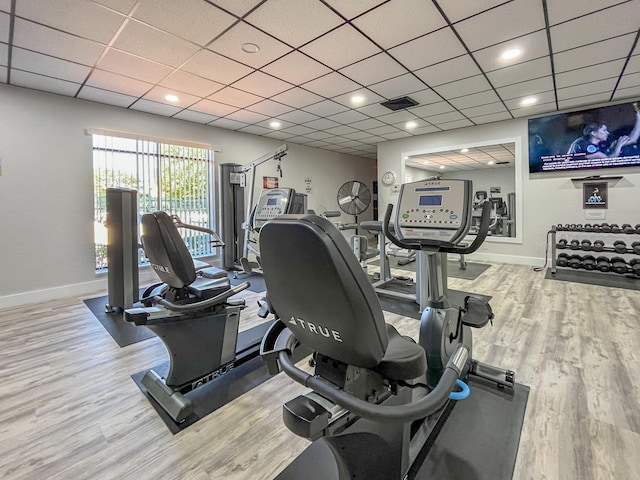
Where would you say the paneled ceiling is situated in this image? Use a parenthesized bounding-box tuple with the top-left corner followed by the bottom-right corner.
(1, 0, 639, 161)
(406, 143, 516, 171)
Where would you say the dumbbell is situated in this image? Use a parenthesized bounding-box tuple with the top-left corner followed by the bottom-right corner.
(580, 239, 592, 251)
(635, 224, 640, 234)
(569, 239, 581, 250)
(557, 253, 570, 267)
(600, 223, 612, 233)
(582, 255, 596, 270)
(575, 224, 584, 231)
(632, 241, 640, 255)
(555, 224, 565, 231)
(592, 240, 605, 252)
(613, 240, 627, 253)
(583, 224, 594, 232)
(622, 223, 635, 234)
(557, 239, 568, 249)
(596, 256, 611, 272)
(593, 224, 602, 233)
(630, 258, 640, 276)
(610, 257, 628, 274)
(569, 254, 583, 269)
(611, 224, 621, 233)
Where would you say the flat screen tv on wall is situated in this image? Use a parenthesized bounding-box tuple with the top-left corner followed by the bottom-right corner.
(528, 100, 640, 174)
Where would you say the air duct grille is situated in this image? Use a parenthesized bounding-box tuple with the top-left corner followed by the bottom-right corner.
(380, 96, 419, 111)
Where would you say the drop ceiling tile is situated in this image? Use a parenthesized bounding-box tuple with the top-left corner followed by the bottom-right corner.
(246, 99, 294, 117)
(225, 109, 269, 124)
(282, 125, 316, 136)
(612, 85, 640, 101)
(326, 109, 369, 125)
(182, 49, 254, 85)
(0, 0, 9, 12)
(473, 30, 550, 72)
(322, 0, 387, 20)
(278, 109, 320, 124)
(130, 99, 183, 116)
(510, 100, 556, 117)
(434, 75, 492, 99)
(12, 47, 91, 83)
(305, 140, 333, 148)
(435, 118, 474, 130)
(438, 0, 510, 23)
(414, 55, 480, 88)
(470, 111, 512, 124)
(353, 0, 446, 49)
(339, 53, 407, 86)
(209, 21, 293, 68)
(553, 34, 635, 73)
(190, 98, 239, 116)
(173, 109, 220, 124)
(93, 0, 137, 14)
(142, 86, 201, 108)
(10, 70, 80, 96)
(0, 43, 7, 65)
(300, 24, 381, 70)
(486, 57, 551, 88)
(77, 85, 137, 107)
(13, 19, 105, 66)
(87, 69, 153, 97)
(133, 0, 236, 46)
(98, 49, 173, 84)
(343, 130, 375, 140)
(271, 87, 324, 108)
(504, 92, 556, 110)
(381, 130, 413, 140)
(408, 89, 444, 106)
(304, 130, 334, 140)
(113, 20, 201, 67)
(454, 0, 545, 51)
(448, 90, 501, 109)
(208, 86, 262, 108)
(209, 118, 250, 130)
(286, 135, 315, 145)
(208, 0, 263, 17)
(303, 118, 342, 130)
(331, 89, 385, 108)
(238, 125, 273, 136)
(262, 51, 332, 86)
(556, 78, 618, 101)
(253, 118, 294, 130)
(618, 71, 640, 91)
(263, 130, 297, 140)
(325, 125, 358, 135)
(410, 125, 441, 136)
(16, 0, 125, 44)
(349, 118, 386, 130)
(0, 12, 8, 43)
(388, 28, 467, 71)
(160, 70, 225, 97)
(377, 110, 420, 124)
(302, 99, 349, 117)
(232, 71, 293, 98)
(558, 95, 611, 111)
(496, 76, 554, 100)
(461, 102, 508, 118)
(357, 102, 397, 117)
(245, 0, 344, 48)
(625, 54, 640, 74)
(555, 59, 625, 89)
(426, 111, 467, 125)
(550, 3, 639, 53)
(302, 72, 361, 98)
(367, 74, 427, 100)
(0, 66, 6, 83)
(409, 101, 454, 118)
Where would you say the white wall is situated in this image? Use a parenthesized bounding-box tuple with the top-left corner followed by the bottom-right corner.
(0, 84, 375, 308)
(378, 117, 640, 265)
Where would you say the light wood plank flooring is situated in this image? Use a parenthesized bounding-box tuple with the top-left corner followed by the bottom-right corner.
(0, 263, 639, 480)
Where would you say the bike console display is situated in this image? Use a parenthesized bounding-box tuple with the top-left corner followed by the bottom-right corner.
(253, 188, 295, 229)
(394, 179, 472, 246)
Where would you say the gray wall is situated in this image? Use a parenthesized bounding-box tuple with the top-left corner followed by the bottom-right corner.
(0, 84, 375, 307)
(378, 116, 640, 265)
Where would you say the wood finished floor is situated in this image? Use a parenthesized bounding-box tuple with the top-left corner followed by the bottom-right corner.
(1, 263, 639, 480)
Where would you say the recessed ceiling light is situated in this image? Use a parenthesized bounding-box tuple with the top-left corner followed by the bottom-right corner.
(520, 96, 537, 106)
(269, 121, 281, 129)
(461, 148, 469, 153)
(501, 48, 522, 60)
(488, 160, 495, 165)
(351, 95, 365, 104)
(439, 165, 446, 169)
(406, 121, 418, 129)
(241, 43, 260, 54)
(423, 160, 429, 164)
(165, 94, 179, 102)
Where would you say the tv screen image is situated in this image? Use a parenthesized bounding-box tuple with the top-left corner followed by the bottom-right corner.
(528, 100, 640, 174)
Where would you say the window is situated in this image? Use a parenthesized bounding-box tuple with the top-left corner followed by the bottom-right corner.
(92, 133, 215, 271)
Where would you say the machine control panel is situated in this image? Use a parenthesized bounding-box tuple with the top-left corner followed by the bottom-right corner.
(253, 188, 294, 228)
(394, 179, 472, 245)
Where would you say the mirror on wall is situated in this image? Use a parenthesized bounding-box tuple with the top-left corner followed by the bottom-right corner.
(402, 138, 522, 244)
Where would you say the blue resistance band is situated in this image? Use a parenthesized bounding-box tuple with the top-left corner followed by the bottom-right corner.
(449, 379, 470, 400)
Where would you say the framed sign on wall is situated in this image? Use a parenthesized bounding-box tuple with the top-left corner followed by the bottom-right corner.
(583, 182, 608, 209)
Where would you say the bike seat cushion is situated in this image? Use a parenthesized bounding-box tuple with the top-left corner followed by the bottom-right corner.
(373, 324, 427, 380)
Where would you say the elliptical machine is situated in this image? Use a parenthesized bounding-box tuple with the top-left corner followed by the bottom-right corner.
(259, 179, 517, 479)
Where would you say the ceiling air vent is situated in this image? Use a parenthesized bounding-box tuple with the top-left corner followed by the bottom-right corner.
(380, 96, 419, 111)
(496, 161, 510, 165)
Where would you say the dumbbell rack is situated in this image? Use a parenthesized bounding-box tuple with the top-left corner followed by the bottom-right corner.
(551, 225, 640, 279)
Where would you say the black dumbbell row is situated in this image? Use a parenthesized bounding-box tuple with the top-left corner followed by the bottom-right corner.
(556, 239, 640, 254)
(556, 254, 640, 275)
(554, 223, 640, 234)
